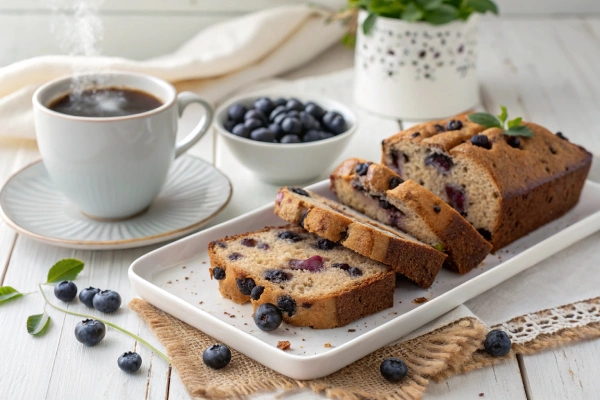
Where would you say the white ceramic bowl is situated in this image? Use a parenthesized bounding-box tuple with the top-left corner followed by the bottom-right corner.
(214, 91, 357, 184)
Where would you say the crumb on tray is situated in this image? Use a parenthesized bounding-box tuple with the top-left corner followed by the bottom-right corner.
(413, 297, 428, 304)
(277, 341, 291, 351)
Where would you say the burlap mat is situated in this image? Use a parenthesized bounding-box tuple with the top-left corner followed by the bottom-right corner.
(130, 297, 600, 400)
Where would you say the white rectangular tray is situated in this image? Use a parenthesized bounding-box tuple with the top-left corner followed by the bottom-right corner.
(129, 179, 600, 380)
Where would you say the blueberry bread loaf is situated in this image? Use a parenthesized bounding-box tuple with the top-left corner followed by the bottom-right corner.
(274, 187, 446, 288)
(382, 115, 592, 251)
(330, 158, 492, 274)
(208, 225, 395, 329)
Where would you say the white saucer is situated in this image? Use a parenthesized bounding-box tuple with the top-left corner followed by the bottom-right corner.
(0, 155, 232, 250)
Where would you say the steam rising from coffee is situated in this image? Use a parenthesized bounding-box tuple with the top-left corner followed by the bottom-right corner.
(49, 0, 131, 114)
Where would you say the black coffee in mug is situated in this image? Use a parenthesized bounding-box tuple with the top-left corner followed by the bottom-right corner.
(49, 87, 163, 118)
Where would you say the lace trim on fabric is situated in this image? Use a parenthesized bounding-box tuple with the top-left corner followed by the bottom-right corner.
(493, 298, 600, 344)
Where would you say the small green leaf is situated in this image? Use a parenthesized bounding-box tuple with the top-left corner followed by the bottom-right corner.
(497, 105, 508, 125)
(342, 33, 356, 48)
(0, 286, 23, 304)
(424, 4, 458, 25)
(467, 0, 499, 14)
(363, 12, 377, 35)
(468, 113, 502, 129)
(27, 313, 51, 336)
(434, 243, 445, 252)
(505, 126, 534, 137)
(402, 3, 424, 22)
(415, 0, 443, 11)
(46, 259, 84, 284)
(507, 117, 522, 129)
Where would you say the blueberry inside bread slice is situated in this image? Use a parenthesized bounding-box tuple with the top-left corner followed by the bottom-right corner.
(331, 158, 492, 274)
(208, 225, 395, 329)
(382, 114, 592, 251)
(275, 188, 446, 288)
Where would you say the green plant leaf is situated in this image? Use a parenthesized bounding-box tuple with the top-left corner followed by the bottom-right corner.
(424, 4, 458, 25)
(505, 126, 534, 137)
(27, 313, 51, 336)
(0, 286, 23, 304)
(468, 113, 502, 129)
(363, 12, 377, 34)
(46, 259, 84, 284)
(402, 3, 424, 22)
(497, 105, 508, 125)
(507, 117, 522, 129)
(446, 0, 463, 7)
(467, 0, 499, 14)
(342, 33, 356, 48)
(415, 0, 443, 11)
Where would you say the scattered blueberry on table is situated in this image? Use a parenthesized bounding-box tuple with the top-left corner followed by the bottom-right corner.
(79, 286, 101, 308)
(484, 329, 512, 357)
(118, 351, 143, 373)
(93, 289, 122, 313)
(203, 344, 232, 369)
(54, 281, 78, 302)
(74, 319, 106, 346)
(253, 303, 283, 332)
(224, 97, 348, 143)
(380, 357, 408, 382)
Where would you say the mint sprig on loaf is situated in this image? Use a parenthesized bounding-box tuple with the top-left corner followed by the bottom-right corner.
(468, 106, 534, 137)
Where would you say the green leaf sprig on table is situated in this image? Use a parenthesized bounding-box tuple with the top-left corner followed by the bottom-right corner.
(0, 259, 170, 363)
(468, 106, 534, 137)
(346, 0, 498, 34)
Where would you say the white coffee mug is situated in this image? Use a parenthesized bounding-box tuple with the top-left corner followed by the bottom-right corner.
(33, 72, 213, 220)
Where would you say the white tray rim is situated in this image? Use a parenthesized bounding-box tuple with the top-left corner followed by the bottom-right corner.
(129, 179, 600, 380)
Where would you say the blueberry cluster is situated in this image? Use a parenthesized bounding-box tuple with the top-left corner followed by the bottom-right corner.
(54, 282, 139, 373)
(224, 97, 348, 144)
(54, 282, 122, 313)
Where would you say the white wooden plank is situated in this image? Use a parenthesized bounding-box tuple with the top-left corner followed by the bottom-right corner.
(0, 143, 39, 282)
(481, 18, 600, 155)
(519, 339, 600, 400)
(425, 359, 527, 400)
(0, 0, 344, 13)
(0, 0, 596, 14)
(0, 237, 78, 398)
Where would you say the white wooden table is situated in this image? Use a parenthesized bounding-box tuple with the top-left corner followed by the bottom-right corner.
(1, 16, 599, 400)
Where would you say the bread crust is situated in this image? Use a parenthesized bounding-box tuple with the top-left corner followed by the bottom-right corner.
(208, 225, 396, 329)
(274, 188, 446, 288)
(331, 158, 492, 274)
(382, 116, 592, 251)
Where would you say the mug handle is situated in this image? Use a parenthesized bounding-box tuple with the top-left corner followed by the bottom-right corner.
(174, 91, 214, 158)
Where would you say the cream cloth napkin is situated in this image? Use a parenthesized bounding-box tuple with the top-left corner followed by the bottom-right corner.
(0, 5, 345, 141)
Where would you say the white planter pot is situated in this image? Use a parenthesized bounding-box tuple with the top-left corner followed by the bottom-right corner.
(353, 10, 479, 120)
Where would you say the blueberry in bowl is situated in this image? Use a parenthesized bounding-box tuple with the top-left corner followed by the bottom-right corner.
(215, 91, 357, 184)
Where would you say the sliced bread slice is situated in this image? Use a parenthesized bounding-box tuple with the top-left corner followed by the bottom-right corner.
(274, 188, 446, 288)
(330, 158, 492, 274)
(208, 225, 395, 329)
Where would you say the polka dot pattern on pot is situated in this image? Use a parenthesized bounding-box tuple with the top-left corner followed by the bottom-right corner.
(356, 21, 478, 82)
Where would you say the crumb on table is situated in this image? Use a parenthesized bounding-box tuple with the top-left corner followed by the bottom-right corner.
(324, 343, 332, 348)
(348, 329, 356, 332)
(277, 341, 291, 351)
(413, 297, 428, 304)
